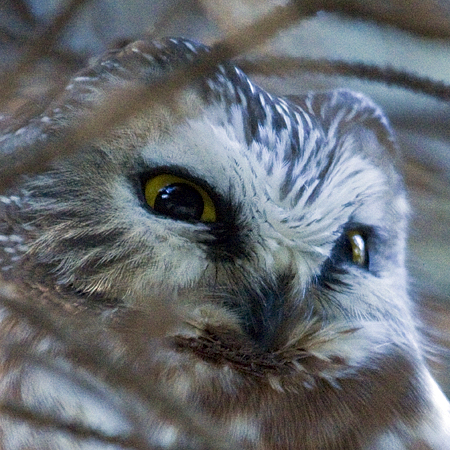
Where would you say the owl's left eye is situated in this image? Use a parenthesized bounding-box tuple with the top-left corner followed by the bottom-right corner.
(144, 173, 217, 222)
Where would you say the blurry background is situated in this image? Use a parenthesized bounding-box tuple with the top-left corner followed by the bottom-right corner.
(0, 0, 449, 392)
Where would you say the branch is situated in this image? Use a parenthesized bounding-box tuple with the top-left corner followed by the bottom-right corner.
(0, 402, 150, 450)
(0, 1, 317, 193)
(316, 0, 450, 39)
(238, 57, 450, 102)
(0, 0, 94, 104)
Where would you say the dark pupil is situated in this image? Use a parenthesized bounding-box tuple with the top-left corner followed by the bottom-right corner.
(154, 183, 204, 221)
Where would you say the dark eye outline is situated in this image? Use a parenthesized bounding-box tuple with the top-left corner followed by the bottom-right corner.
(142, 172, 217, 223)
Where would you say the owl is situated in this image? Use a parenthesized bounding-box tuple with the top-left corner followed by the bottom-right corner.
(0, 37, 449, 450)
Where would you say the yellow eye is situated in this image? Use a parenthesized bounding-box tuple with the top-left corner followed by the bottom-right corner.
(346, 230, 367, 267)
(144, 174, 216, 222)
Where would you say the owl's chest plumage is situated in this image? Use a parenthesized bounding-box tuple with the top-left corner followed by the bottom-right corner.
(141, 322, 422, 450)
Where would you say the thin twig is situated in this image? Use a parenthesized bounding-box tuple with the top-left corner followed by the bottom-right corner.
(238, 57, 450, 102)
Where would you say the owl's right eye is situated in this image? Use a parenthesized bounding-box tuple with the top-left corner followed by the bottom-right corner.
(144, 173, 217, 222)
(340, 229, 370, 269)
(345, 230, 368, 267)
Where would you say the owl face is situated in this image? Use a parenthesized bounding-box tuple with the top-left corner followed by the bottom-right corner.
(4, 37, 450, 450)
(17, 38, 415, 362)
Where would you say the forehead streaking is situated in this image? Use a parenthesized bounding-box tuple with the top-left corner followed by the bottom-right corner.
(19, 37, 405, 306)
(105, 43, 397, 262)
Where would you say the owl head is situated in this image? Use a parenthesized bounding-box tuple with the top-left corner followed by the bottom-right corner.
(3, 36, 450, 449)
(10, 37, 414, 357)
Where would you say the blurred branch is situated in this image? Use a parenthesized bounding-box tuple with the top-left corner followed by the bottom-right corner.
(2, 0, 450, 192)
(0, 0, 93, 105)
(239, 57, 450, 101)
(201, 0, 450, 38)
(0, 293, 238, 450)
(5, 0, 36, 27)
(316, 0, 450, 39)
(0, 402, 150, 450)
(149, 0, 196, 38)
(0, 1, 314, 193)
